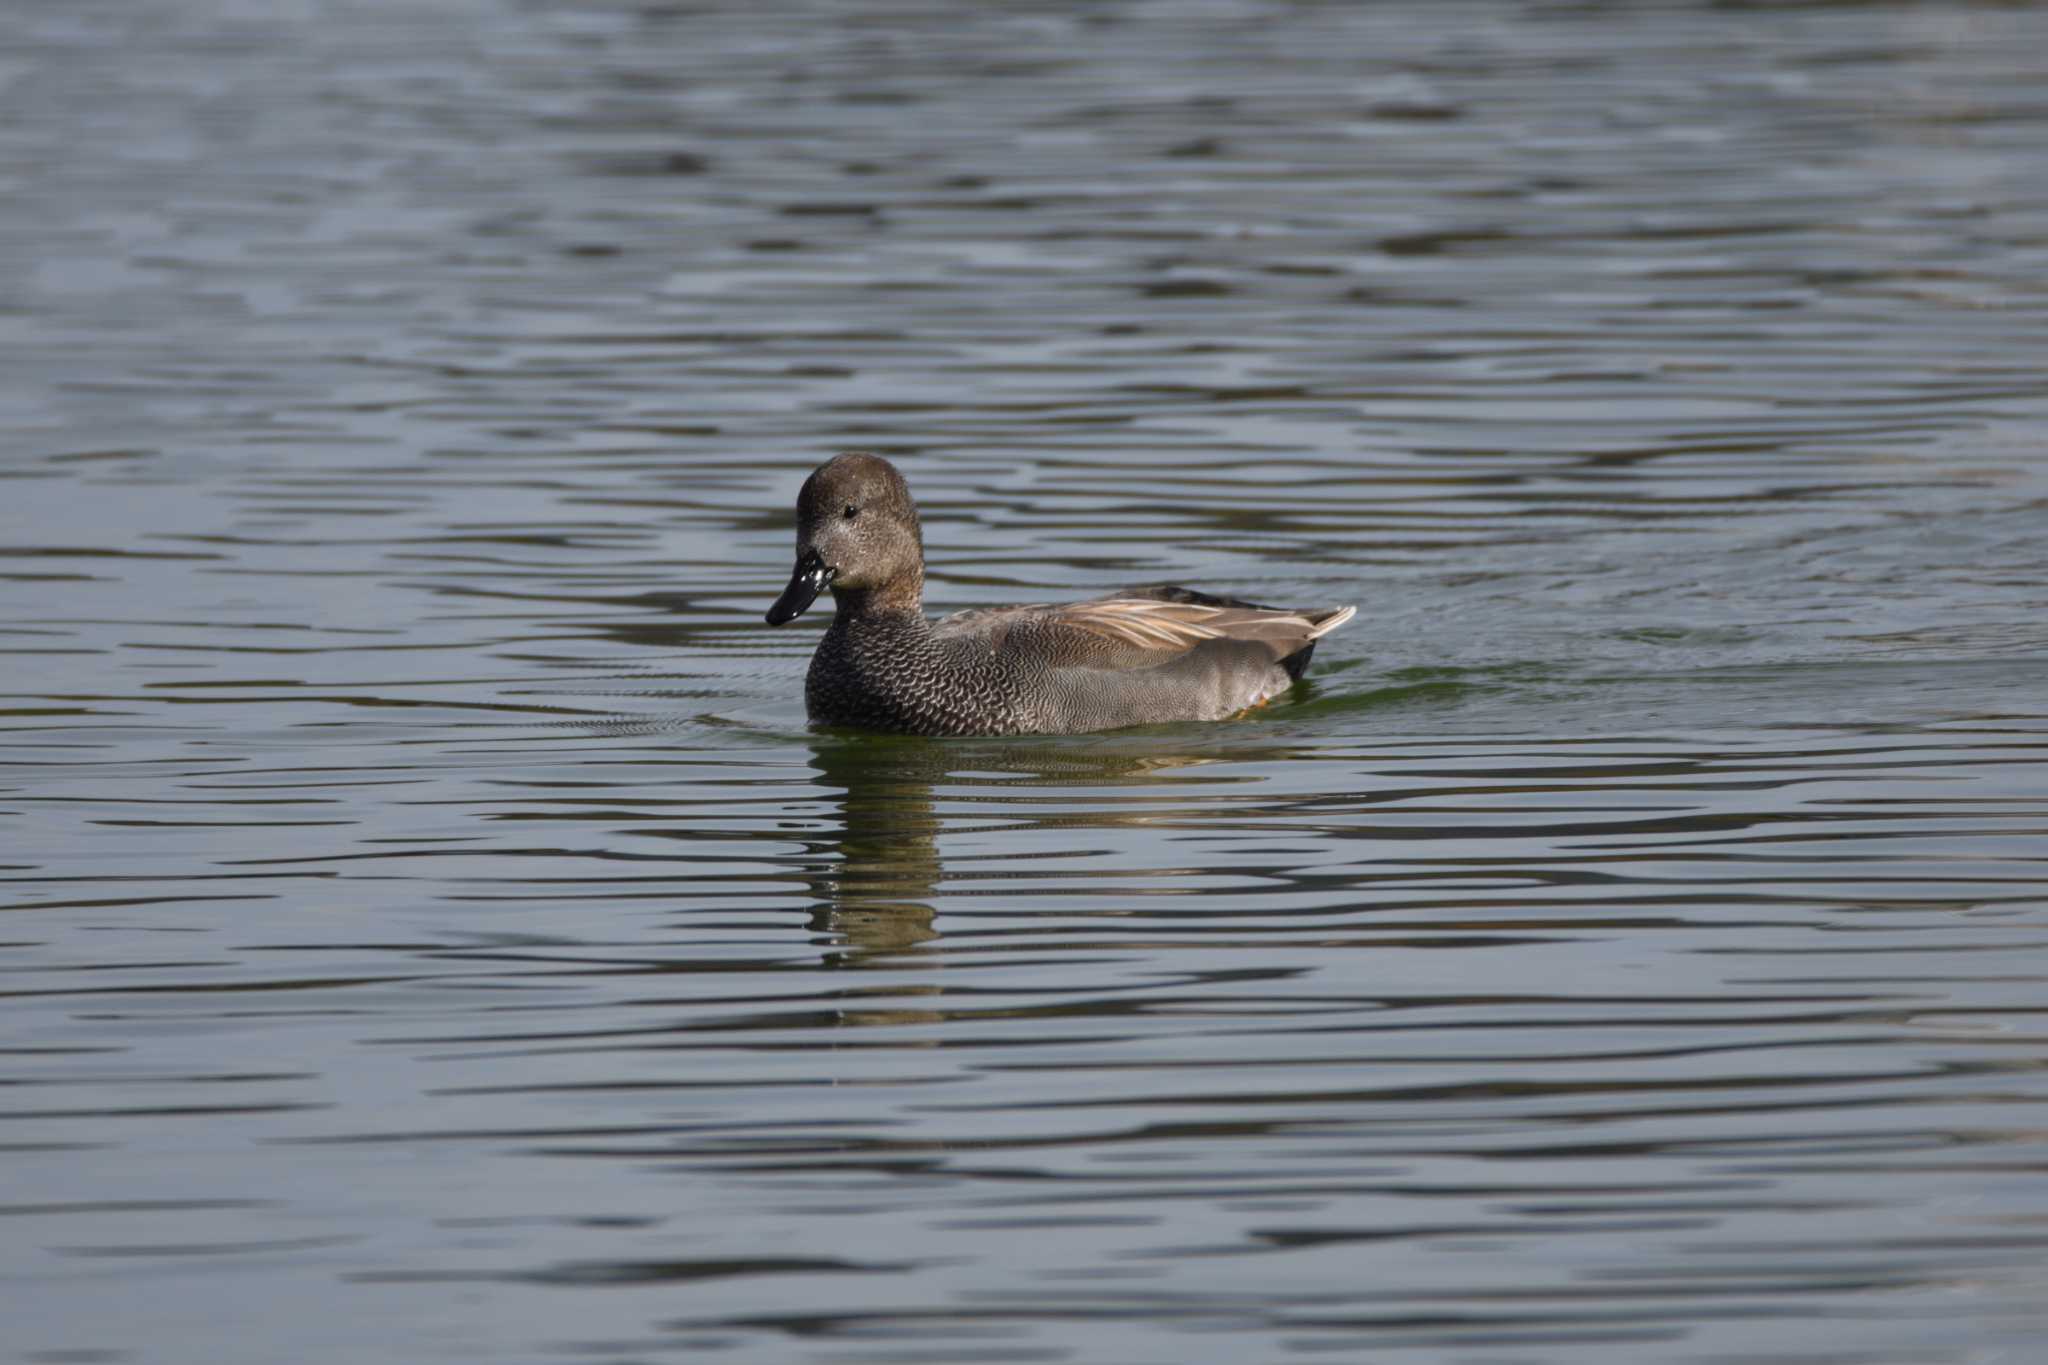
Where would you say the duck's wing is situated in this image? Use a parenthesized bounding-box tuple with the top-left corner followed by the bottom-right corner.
(935, 589, 1353, 674)
(1051, 595, 1352, 667)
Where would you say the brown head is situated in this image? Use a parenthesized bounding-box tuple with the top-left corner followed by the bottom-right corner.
(765, 453, 926, 624)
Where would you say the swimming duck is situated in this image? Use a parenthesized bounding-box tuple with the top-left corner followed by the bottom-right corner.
(766, 453, 1353, 736)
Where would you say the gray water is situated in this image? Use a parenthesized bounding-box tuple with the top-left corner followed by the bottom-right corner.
(5, 2, 2048, 1362)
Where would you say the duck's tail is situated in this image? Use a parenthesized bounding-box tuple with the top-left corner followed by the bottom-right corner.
(1305, 605, 1355, 639)
(1279, 603, 1355, 681)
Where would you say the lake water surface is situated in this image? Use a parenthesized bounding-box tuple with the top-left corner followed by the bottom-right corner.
(5, 2, 2048, 1362)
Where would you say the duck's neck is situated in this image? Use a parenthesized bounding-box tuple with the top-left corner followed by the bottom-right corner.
(829, 574, 926, 624)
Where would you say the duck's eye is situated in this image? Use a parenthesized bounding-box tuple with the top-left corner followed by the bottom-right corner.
(842, 504, 859, 520)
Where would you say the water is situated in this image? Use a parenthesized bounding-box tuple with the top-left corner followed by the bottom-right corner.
(5, 1, 2048, 1361)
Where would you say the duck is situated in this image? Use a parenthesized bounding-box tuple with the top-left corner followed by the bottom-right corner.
(765, 453, 1354, 736)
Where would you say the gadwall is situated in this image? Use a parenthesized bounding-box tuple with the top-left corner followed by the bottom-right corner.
(766, 453, 1354, 736)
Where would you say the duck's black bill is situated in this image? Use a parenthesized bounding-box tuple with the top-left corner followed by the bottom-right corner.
(766, 551, 836, 625)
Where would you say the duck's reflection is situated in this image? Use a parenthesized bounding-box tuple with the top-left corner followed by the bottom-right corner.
(801, 733, 1250, 970)
(804, 734, 945, 963)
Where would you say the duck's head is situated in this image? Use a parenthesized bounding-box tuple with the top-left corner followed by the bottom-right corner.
(766, 452, 925, 624)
